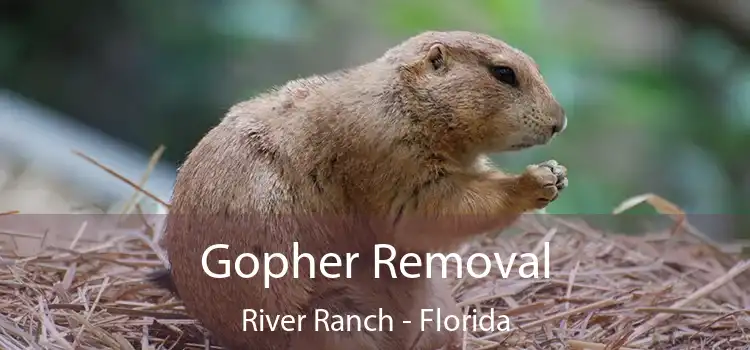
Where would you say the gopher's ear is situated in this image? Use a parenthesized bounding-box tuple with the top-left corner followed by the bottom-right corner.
(424, 43, 447, 71)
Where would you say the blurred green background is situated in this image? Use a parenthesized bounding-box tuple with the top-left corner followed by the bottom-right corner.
(0, 0, 748, 238)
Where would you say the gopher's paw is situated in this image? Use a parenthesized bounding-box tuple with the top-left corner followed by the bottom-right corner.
(518, 159, 567, 209)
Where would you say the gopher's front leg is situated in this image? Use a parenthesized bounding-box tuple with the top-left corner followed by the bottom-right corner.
(393, 159, 568, 252)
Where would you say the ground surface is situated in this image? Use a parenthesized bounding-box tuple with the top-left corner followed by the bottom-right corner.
(1, 213, 749, 350)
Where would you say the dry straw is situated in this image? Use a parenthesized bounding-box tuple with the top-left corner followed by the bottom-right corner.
(1, 149, 749, 349)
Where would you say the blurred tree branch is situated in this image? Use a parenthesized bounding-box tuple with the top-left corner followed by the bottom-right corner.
(638, 0, 750, 52)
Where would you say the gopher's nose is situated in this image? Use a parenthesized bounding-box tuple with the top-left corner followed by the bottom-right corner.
(552, 105, 568, 135)
(552, 115, 567, 135)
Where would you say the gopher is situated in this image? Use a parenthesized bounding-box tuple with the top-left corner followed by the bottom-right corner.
(149, 30, 568, 350)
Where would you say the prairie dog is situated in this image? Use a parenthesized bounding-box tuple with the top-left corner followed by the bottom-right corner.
(150, 30, 568, 350)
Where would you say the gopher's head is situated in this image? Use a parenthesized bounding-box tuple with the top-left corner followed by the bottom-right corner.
(383, 31, 566, 155)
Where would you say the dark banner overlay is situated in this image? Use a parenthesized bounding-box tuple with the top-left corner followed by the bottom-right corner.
(0, 213, 746, 338)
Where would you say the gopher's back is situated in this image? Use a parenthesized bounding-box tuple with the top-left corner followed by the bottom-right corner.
(161, 75, 399, 349)
(164, 119, 299, 349)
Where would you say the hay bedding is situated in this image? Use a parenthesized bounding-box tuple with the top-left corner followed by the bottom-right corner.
(1, 211, 749, 350)
(0, 152, 748, 349)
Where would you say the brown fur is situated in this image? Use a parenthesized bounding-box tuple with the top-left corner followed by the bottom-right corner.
(152, 31, 568, 350)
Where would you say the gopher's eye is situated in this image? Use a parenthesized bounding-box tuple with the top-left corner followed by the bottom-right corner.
(489, 66, 518, 87)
